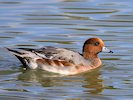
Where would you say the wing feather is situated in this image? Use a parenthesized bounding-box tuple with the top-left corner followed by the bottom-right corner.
(18, 46, 84, 64)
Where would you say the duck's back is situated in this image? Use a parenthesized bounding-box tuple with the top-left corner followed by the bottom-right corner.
(7, 46, 90, 70)
(35, 46, 88, 65)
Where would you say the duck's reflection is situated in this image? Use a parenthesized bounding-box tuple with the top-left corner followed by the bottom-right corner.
(18, 68, 63, 87)
(18, 66, 104, 95)
(81, 68, 104, 94)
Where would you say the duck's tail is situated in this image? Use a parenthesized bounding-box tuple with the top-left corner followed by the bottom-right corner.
(6, 48, 31, 68)
(6, 48, 23, 56)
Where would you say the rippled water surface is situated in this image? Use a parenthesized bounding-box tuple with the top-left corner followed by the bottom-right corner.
(0, 0, 133, 99)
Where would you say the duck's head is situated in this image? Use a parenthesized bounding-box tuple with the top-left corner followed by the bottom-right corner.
(82, 38, 113, 58)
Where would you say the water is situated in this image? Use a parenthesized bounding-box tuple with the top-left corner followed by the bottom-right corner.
(0, 0, 133, 99)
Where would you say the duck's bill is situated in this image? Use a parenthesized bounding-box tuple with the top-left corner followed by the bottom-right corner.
(102, 47, 113, 53)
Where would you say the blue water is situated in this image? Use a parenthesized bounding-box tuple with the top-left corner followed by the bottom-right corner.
(0, 0, 133, 99)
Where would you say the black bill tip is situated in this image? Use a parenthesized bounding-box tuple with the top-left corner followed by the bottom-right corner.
(109, 50, 113, 53)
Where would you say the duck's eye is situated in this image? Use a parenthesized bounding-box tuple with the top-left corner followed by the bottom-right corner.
(95, 42, 99, 46)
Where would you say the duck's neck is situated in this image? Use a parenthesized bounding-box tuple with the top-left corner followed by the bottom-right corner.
(83, 52, 102, 67)
(83, 52, 98, 59)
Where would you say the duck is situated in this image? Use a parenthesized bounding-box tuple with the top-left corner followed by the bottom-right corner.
(7, 38, 113, 75)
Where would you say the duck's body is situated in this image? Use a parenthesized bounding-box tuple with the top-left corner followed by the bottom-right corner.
(7, 38, 113, 75)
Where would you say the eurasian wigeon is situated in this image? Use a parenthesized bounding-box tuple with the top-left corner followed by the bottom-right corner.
(7, 38, 113, 75)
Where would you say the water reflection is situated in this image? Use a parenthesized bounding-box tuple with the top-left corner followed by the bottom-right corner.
(82, 68, 103, 95)
(18, 69, 63, 87)
(18, 67, 104, 95)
